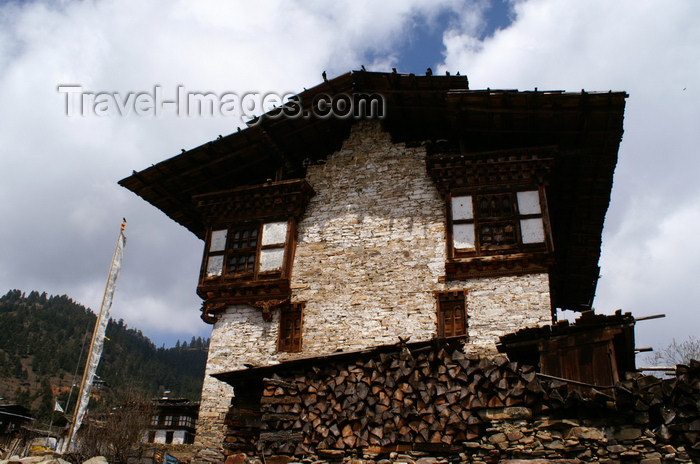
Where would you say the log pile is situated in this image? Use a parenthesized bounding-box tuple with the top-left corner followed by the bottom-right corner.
(612, 360, 700, 459)
(223, 396, 263, 452)
(222, 343, 700, 462)
(229, 344, 549, 456)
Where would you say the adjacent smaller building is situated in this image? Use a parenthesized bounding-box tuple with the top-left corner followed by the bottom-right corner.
(144, 398, 199, 445)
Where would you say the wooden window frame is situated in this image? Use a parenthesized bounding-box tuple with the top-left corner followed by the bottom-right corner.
(435, 290, 468, 338)
(278, 302, 305, 353)
(201, 218, 296, 283)
(446, 186, 552, 259)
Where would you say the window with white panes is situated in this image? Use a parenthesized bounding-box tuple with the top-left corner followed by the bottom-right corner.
(203, 221, 290, 279)
(449, 189, 547, 257)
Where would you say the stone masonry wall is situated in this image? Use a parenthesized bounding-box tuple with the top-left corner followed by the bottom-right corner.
(293, 121, 550, 354)
(195, 306, 280, 452)
(195, 121, 552, 451)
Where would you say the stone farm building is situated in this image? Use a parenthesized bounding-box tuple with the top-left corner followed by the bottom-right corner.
(119, 70, 654, 458)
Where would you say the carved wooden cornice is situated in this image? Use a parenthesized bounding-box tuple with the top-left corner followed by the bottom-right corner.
(426, 146, 555, 196)
(193, 179, 315, 224)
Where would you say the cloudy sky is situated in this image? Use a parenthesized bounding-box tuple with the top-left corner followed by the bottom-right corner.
(0, 0, 698, 356)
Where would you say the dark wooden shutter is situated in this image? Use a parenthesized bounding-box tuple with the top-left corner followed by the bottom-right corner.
(279, 302, 304, 352)
(436, 290, 467, 338)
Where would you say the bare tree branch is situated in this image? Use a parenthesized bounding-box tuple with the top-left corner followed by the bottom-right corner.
(647, 336, 700, 366)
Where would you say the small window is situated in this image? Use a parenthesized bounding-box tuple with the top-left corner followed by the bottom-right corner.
(279, 302, 304, 353)
(150, 415, 159, 426)
(163, 415, 172, 426)
(436, 290, 467, 338)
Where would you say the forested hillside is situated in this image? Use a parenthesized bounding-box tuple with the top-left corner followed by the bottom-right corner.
(0, 289, 208, 427)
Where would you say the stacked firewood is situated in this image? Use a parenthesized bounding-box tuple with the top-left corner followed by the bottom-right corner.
(614, 360, 700, 458)
(251, 345, 547, 455)
(223, 343, 700, 459)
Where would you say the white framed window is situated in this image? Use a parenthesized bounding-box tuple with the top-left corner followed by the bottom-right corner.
(202, 221, 290, 279)
(449, 189, 547, 256)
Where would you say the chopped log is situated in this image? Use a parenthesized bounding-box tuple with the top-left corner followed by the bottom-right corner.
(469, 396, 485, 409)
(378, 391, 390, 406)
(357, 382, 369, 400)
(329, 423, 340, 437)
(509, 382, 526, 397)
(526, 378, 544, 394)
(436, 384, 447, 396)
(261, 397, 299, 405)
(258, 431, 303, 443)
(374, 403, 390, 417)
(261, 413, 298, 422)
(487, 396, 504, 408)
(465, 429, 480, 441)
(416, 427, 429, 443)
(505, 396, 522, 406)
(315, 400, 328, 414)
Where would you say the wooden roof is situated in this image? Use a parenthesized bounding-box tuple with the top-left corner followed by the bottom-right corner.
(119, 70, 627, 312)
